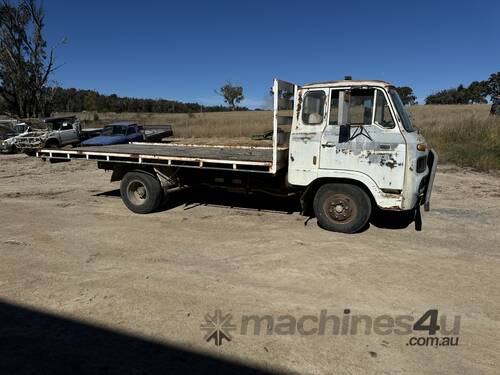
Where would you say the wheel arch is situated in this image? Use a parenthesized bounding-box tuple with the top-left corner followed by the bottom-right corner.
(300, 177, 376, 217)
(300, 173, 402, 216)
(105, 163, 157, 182)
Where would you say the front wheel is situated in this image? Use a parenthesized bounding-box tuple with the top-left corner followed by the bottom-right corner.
(313, 183, 372, 233)
(120, 171, 163, 214)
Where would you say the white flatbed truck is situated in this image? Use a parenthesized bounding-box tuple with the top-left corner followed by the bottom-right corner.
(37, 78, 437, 233)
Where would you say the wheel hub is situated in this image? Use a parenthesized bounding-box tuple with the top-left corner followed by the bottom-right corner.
(327, 195, 354, 222)
(128, 180, 147, 205)
(135, 186, 146, 199)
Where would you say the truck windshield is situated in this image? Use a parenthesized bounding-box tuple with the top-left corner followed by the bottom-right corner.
(102, 125, 127, 136)
(389, 89, 415, 132)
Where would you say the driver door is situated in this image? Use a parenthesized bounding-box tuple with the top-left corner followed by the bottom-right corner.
(319, 88, 406, 191)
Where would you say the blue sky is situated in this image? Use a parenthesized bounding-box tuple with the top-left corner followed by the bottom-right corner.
(43, 0, 499, 108)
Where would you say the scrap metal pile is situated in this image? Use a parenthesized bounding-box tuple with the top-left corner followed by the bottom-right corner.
(0, 116, 173, 155)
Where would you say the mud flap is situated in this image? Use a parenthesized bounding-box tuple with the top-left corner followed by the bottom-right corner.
(424, 149, 438, 212)
(414, 205, 422, 231)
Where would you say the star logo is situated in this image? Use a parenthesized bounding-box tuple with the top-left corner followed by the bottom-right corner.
(200, 310, 236, 346)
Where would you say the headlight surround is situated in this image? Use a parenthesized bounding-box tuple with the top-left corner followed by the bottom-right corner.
(416, 143, 427, 152)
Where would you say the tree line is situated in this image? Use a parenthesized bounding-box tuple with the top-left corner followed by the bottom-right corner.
(425, 72, 499, 105)
(395, 72, 499, 106)
(0, 85, 250, 116)
(47, 87, 248, 114)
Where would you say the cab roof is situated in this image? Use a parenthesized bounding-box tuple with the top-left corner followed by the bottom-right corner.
(302, 80, 392, 89)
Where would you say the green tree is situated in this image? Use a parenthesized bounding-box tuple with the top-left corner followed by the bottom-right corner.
(466, 81, 488, 104)
(425, 88, 458, 104)
(395, 86, 417, 105)
(425, 82, 488, 105)
(486, 72, 500, 98)
(217, 81, 244, 110)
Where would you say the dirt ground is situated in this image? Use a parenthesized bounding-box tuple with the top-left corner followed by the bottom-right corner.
(0, 153, 499, 374)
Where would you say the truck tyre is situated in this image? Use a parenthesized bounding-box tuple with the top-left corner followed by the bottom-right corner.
(120, 171, 163, 214)
(313, 183, 371, 233)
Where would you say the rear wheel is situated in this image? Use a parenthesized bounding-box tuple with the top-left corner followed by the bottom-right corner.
(313, 183, 371, 233)
(120, 171, 163, 214)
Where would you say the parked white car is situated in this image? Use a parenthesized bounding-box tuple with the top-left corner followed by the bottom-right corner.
(0, 123, 31, 154)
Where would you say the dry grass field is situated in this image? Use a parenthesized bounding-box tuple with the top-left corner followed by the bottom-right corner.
(409, 105, 500, 171)
(63, 104, 499, 170)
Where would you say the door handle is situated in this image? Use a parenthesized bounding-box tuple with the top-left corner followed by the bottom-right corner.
(379, 144, 391, 150)
(322, 142, 335, 148)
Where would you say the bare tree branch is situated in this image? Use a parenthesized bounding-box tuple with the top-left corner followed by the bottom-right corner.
(0, 0, 59, 117)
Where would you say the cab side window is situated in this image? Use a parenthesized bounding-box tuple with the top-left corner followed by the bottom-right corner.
(374, 90, 395, 128)
(302, 91, 325, 125)
(126, 127, 136, 135)
(329, 90, 340, 125)
(349, 89, 374, 125)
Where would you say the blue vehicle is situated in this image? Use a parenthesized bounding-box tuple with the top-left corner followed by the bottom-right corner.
(81, 121, 173, 146)
(81, 122, 144, 146)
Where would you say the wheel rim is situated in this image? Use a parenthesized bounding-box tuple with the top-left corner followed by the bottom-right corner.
(324, 193, 358, 224)
(127, 180, 148, 206)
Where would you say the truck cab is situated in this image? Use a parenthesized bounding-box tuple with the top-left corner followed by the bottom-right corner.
(274, 79, 437, 232)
